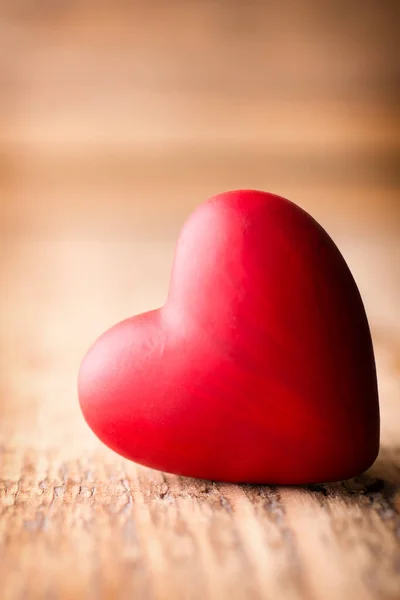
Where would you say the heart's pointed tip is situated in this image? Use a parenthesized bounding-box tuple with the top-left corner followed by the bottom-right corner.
(77, 189, 380, 484)
(137, 442, 381, 485)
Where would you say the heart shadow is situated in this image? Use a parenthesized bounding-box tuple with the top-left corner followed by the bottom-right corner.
(197, 446, 399, 507)
(146, 446, 399, 511)
(338, 445, 400, 500)
(276, 445, 400, 507)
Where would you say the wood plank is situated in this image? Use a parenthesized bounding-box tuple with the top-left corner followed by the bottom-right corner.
(0, 2, 399, 598)
(0, 235, 399, 600)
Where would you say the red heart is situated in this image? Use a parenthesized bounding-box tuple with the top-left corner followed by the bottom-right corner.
(78, 190, 379, 484)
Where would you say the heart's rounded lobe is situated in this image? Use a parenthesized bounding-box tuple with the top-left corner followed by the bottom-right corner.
(78, 190, 379, 483)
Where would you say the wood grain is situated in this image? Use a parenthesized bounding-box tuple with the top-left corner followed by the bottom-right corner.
(0, 236, 400, 600)
(1, 1, 400, 598)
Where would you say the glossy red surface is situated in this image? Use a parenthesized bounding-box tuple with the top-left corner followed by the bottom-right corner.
(78, 190, 380, 483)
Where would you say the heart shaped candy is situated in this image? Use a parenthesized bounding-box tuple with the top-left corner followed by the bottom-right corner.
(78, 190, 379, 484)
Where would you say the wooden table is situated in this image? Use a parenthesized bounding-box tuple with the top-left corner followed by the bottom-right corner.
(1, 2, 399, 598)
(1, 209, 400, 600)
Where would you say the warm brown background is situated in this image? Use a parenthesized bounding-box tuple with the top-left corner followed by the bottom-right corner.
(1, 2, 399, 599)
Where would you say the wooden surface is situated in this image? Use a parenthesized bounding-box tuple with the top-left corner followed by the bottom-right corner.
(1, 2, 400, 599)
(1, 232, 400, 600)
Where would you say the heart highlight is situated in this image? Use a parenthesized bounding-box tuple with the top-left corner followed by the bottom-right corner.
(78, 190, 380, 483)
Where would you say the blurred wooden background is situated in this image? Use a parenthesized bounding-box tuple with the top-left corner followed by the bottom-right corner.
(0, 2, 399, 599)
(0, 0, 399, 235)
